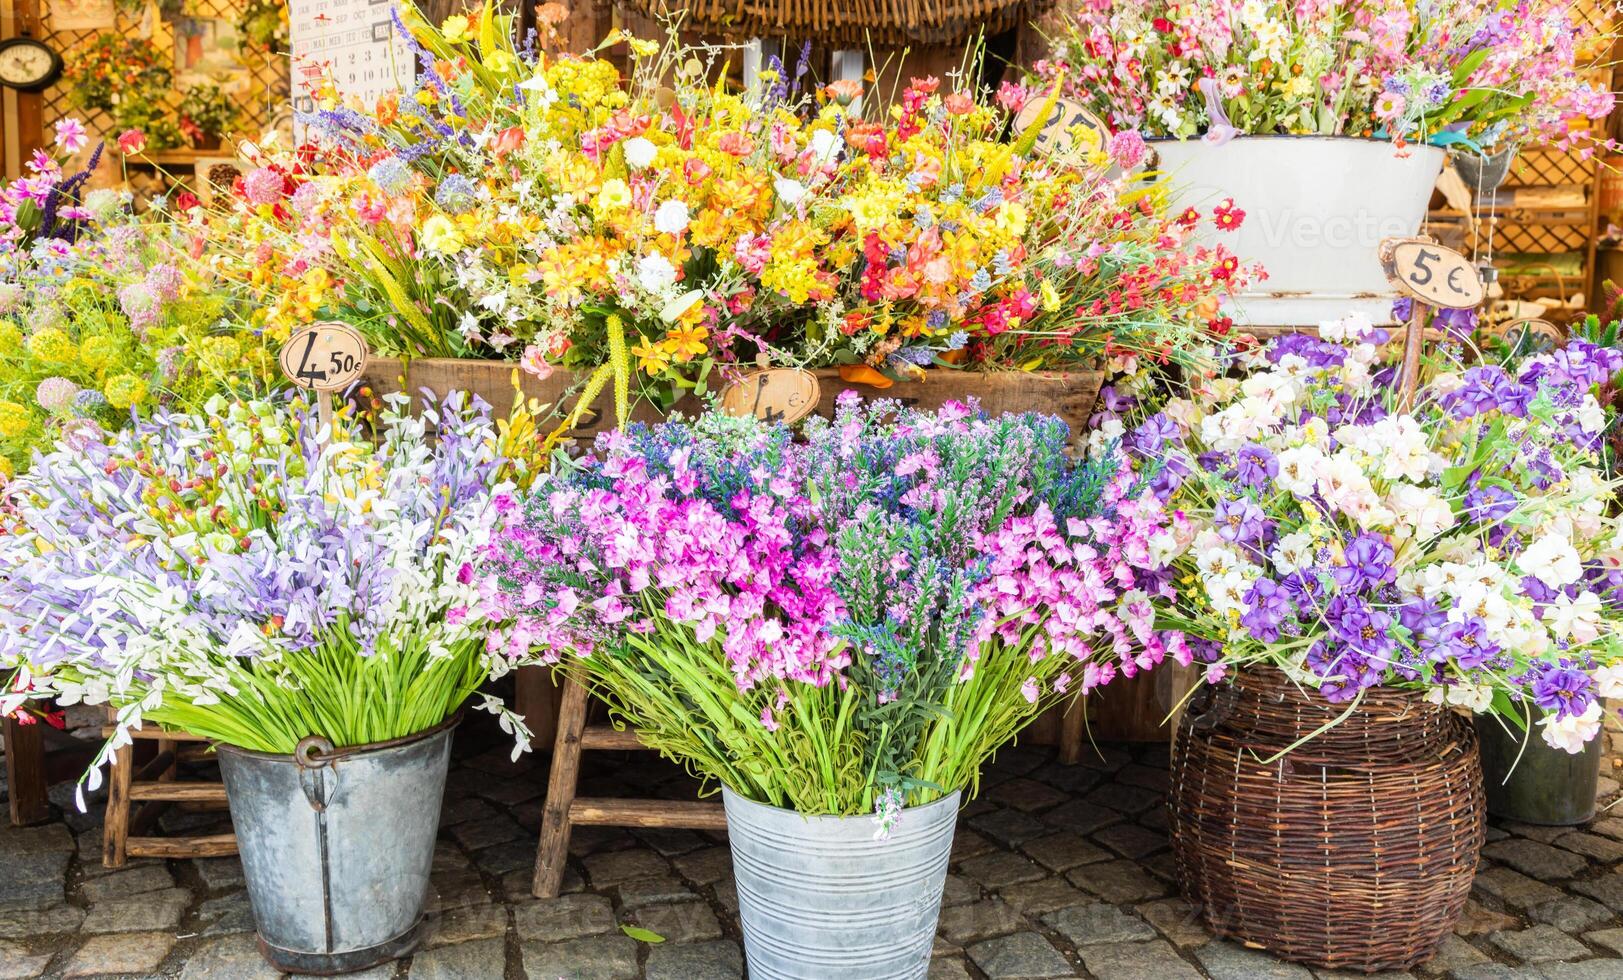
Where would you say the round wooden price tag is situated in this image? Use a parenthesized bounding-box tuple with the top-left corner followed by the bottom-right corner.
(1379, 238, 1485, 310)
(1014, 96, 1108, 158)
(278, 321, 369, 392)
(719, 368, 820, 424)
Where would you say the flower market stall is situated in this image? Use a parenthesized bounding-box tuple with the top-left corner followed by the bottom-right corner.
(0, 1, 1622, 978)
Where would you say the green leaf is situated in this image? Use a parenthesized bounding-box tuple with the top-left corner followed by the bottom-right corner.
(621, 926, 666, 944)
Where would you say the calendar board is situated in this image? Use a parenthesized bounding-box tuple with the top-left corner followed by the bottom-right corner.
(289, 0, 412, 125)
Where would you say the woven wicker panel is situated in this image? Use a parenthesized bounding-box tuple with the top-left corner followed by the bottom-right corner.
(38, 1, 288, 144)
(625, 0, 1056, 45)
(1169, 668, 1485, 973)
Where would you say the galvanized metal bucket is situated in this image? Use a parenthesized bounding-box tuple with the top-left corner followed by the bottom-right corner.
(723, 787, 959, 980)
(215, 716, 458, 975)
(1150, 136, 1445, 327)
(1476, 712, 1601, 826)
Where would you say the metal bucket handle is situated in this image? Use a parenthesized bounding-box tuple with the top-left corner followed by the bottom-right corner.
(295, 735, 336, 813)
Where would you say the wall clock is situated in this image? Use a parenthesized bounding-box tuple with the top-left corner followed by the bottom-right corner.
(0, 37, 63, 93)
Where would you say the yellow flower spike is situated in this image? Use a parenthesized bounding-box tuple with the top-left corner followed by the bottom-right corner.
(606, 314, 631, 425)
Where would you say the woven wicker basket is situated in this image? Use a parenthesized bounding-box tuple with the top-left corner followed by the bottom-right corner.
(624, 0, 1056, 46)
(1169, 668, 1485, 973)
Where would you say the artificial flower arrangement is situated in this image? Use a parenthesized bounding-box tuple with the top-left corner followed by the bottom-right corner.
(177, 83, 242, 148)
(1040, 0, 1616, 151)
(0, 121, 278, 478)
(0, 391, 536, 795)
(212, 3, 1250, 418)
(64, 33, 184, 151)
(1106, 312, 1623, 752)
(475, 394, 1184, 822)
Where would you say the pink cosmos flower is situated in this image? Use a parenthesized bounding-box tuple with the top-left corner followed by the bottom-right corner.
(520, 345, 553, 380)
(53, 119, 87, 155)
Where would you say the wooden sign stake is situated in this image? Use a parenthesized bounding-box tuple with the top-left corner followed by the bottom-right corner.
(1377, 237, 1484, 411)
(276, 321, 370, 443)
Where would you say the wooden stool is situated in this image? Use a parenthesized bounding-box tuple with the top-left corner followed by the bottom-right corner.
(102, 722, 235, 867)
(531, 677, 725, 898)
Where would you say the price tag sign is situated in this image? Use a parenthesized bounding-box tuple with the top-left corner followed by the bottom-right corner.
(1380, 238, 1484, 310)
(1014, 97, 1109, 158)
(278, 322, 369, 392)
(719, 369, 820, 425)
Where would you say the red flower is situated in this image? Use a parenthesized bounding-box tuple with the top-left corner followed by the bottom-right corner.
(116, 129, 146, 155)
(1212, 198, 1246, 231)
(1211, 257, 1239, 281)
(175, 191, 200, 212)
(1208, 316, 1233, 336)
(1176, 206, 1200, 227)
(1152, 17, 1173, 31)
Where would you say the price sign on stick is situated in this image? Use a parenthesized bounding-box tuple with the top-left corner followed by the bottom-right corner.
(1014, 97, 1109, 158)
(278, 321, 369, 439)
(719, 369, 821, 425)
(1379, 237, 1483, 411)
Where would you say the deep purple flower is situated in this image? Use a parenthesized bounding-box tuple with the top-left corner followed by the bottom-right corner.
(1531, 665, 1597, 720)
(1129, 413, 1179, 456)
(1424, 617, 1500, 668)
(1213, 497, 1271, 548)
(1233, 444, 1277, 491)
(1398, 596, 1446, 634)
(1239, 578, 1293, 643)
(1325, 595, 1395, 658)
(1331, 533, 1395, 593)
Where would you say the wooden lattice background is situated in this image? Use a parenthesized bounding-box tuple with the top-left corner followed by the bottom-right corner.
(38, 0, 288, 146)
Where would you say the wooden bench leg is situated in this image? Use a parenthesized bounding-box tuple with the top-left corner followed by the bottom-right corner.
(1058, 694, 1085, 765)
(4, 714, 50, 826)
(532, 677, 589, 899)
(102, 742, 134, 868)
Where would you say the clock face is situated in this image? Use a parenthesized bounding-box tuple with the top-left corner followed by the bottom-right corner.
(0, 40, 59, 91)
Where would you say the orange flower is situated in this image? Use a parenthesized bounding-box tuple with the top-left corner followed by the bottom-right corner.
(825, 79, 864, 106)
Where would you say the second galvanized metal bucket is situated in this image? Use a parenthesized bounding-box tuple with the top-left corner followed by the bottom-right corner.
(723, 787, 959, 980)
(216, 716, 458, 975)
(1476, 712, 1602, 826)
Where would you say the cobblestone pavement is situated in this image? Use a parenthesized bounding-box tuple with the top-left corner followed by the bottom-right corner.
(4, 725, 1623, 979)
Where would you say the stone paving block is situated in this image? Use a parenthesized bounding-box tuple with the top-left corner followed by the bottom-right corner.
(1135, 897, 1211, 948)
(1540, 963, 1623, 980)
(995, 778, 1070, 812)
(969, 808, 1052, 847)
(1428, 934, 1492, 973)
(1021, 830, 1112, 872)
(426, 867, 492, 914)
(0, 824, 73, 856)
(1583, 925, 1623, 955)
(179, 933, 283, 980)
(635, 828, 709, 857)
(424, 902, 508, 948)
(0, 853, 66, 912)
(1483, 839, 1590, 880)
(942, 873, 980, 907)
(966, 931, 1072, 979)
(960, 851, 1047, 890)
(1087, 783, 1163, 815)
(616, 875, 696, 909)
(624, 901, 723, 943)
(1488, 924, 1592, 963)
(1556, 832, 1623, 864)
(0, 905, 83, 939)
(1475, 867, 1566, 910)
(521, 935, 639, 980)
(642, 939, 742, 980)
(197, 891, 255, 936)
(1066, 859, 1169, 903)
(1502, 823, 1571, 844)
(928, 957, 973, 980)
(192, 855, 247, 892)
(1094, 822, 1168, 860)
(1042, 798, 1122, 835)
(1077, 939, 1205, 980)
(438, 794, 499, 827)
(62, 931, 175, 978)
(1073, 744, 1134, 773)
(1312, 969, 1415, 979)
(0, 941, 50, 980)
(1529, 895, 1611, 932)
(409, 936, 507, 979)
(1589, 818, 1623, 842)
(1572, 871, 1623, 911)
(1042, 903, 1156, 946)
(471, 838, 536, 877)
(951, 829, 997, 861)
(1449, 966, 1547, 980)
(583, 848, 671, 888)
(447, 814, 524, 851)
(78, 863, 175, 903)
(513, 894, 615, 942)
(1195, 941, 1314, 979)
(80, 886, 191, 934)
(997, 875, 1088, 916)
(672, 845, 732, 886)
(937, 899, 1027, 945)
